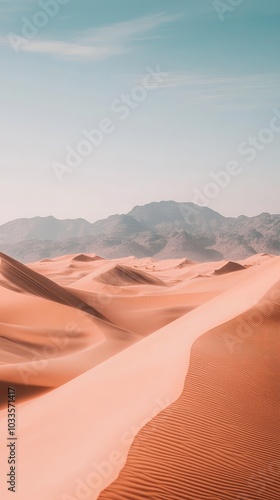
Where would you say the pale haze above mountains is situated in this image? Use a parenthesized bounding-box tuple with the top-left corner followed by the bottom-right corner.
(1, 201, 279, 263)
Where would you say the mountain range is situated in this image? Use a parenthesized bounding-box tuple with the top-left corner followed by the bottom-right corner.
(0, 201, 279, 262)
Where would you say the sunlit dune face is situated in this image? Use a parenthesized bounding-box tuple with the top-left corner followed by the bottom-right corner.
(0, 252, 279, 500)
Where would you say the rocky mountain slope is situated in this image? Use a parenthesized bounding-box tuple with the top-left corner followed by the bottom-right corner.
(1, 201, 279, 262)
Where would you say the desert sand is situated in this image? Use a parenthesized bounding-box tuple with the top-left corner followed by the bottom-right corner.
(0, 251, 279, 499)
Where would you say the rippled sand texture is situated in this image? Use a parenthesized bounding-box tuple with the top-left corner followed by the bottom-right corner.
(0, 251, 279, 500)
(99, 284, 280, 500)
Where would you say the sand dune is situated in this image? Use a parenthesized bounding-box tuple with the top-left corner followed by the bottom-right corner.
(94, 264, 167, 287)
(0, 252, 278, 499)
(214, 260, 247, 275)
(175, 257, 196, 268)
(0, 252, 106, 320)
(72, 253, 103, 262)
(99, 282, 280, 499)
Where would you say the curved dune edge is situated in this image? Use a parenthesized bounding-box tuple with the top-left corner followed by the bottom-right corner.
(0, 315, 139, 388)
(71, 262, 167, 289)
(0, 257, 279, 500)
(98, 284, 280, 499)
(72, 254, 104, 262)
(214, 260, 247, 275)
(175, 258, 196, 268)
(94, 264, 167, 287)
(0, 255, 142, 392)
(0, 252, 107, 321)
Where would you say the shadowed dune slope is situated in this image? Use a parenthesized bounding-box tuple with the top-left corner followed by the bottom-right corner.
(175, 258, 196, 268)
(0, 252, 107, 320)
(95, 264, 167, 287)
(99, 284, 280, 500)
(214, 261, 247, 275)
(72, 253, 103, 262)
(0, 381, 52, 408)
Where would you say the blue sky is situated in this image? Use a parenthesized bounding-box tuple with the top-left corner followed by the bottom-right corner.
(0, 0, 280, 223)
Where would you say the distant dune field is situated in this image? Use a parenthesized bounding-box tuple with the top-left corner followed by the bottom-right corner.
(0, 251, 279, 500)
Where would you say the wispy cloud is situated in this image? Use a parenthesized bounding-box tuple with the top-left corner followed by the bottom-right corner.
(20, 40, 126, 60)
(83, 12, 180, 44)
(3, 11, 181, 60)
(140, 71, 280, 110)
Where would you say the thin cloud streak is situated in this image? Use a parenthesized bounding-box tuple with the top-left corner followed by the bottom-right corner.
(21, 40, 126, 60)
(143, 71, 280, 110)
(2, 11, 182, 60)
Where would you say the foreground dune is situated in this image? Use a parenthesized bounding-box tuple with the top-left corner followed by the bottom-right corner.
(0, 252, 279, 499)
(99, 282, 280, 500)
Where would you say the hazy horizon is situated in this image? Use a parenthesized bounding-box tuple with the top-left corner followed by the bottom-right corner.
(1, 198, 280, 227)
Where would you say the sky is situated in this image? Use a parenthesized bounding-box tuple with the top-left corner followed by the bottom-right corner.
(0, 0, 280, 224)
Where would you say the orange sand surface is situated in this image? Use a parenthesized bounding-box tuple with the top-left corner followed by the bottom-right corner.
(0, 252, 279, 499)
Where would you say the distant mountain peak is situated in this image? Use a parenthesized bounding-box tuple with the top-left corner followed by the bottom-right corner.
(0, 201, 279, 263)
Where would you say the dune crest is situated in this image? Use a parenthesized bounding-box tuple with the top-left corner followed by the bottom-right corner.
(0, 252, 106, 320)
(175, 257, 196, 268)
(99, 285, 280, 499)
(214, 261, 246, 275)
(72, 253, 103, 262)
(94, 264, 167, 287)
(0, 253, 278, 499)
